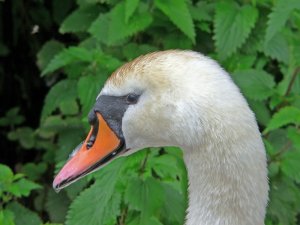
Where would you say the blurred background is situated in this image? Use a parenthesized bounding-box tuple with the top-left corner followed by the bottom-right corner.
(0, 0, 300, 224)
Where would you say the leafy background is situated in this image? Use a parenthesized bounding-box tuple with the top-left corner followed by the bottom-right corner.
(0, 0, 300, 224)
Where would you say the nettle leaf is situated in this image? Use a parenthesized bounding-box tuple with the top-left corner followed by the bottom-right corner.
(77, 75, 102, 117)
(264, 106, 300, 133)
(60, 5, 100, 34)
(263, 32, 289, 63)
(6, 202, 42, 225)
(0, 164, 14, 182)
(161, 183, 186, 225)
(267, 176, 300, 224)
(89, 2, 152, 45)
(125, 177, 165, 224)
(0, 209, 15, 225)
(281, 150, 300, 182)
(0, 107, 25, 127)
(7, 127, 35, 149)
(41, 79, 77, 121)
(232, 69, 275, 101)
(287, 127, 300, 149)
(21, 162, 47, 181)
(265, 0, 300, 42)
(248, 100, 271, 126)
(42, 47, 93, 75)
(154, 0, 195, 43)
(37, 40, 64, 71)
(66, 158, 126, 225)
(8, 179, 41, 197)
(214, 1, 258, 59)
(46, 189, 70, 223)
(125, 0, 140, 23)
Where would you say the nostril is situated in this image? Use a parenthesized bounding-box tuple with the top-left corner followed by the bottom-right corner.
(86, 113, 99, 150)
(86, 135, 95, 149)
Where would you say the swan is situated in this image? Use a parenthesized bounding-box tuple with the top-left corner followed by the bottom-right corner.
(53, 50, 268, 225)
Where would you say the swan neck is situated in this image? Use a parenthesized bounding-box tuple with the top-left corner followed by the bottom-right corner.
(182, 132, 268, 225)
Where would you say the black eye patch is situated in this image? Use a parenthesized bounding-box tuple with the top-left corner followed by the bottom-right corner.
(88, 93, 140, 141)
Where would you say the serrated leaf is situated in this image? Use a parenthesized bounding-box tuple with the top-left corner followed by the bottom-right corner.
(89, 2, 152, 45)
(77, 75, 102, 117)
(125, 177, 164, 223)
(161, 183, 186, 225)
(21, 163, 47, 181)
(60, 5, 100, 33)
(0, 209, 15, 225)
(265, 0, 300, 42)
(41, 79, 77, 121)
(287, 127, 300, 148)
(263, 32, 289, 63)
(46, 189, 70, 223)
(42, 47, 93, 75)
(6, 202, 42, 225)
(155, 0, 195, 43)
(125, 0, 140, 23)
(281, 151, 300, 182)
(8, 127, 35, 149)
(8, 179, 41, 197)
(264, 106, 300, 133)
(267, 176, 300, 224)
(248, 100, 271, 126)
(0, 164, 14, 182)
(214, 1, 258, 59)
(232, 69, 275, 100)
(59, 99, 79, 115)
(37, 40, 64, 71)
(66, 159, 126, 225)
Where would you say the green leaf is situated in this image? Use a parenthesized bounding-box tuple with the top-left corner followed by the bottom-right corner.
(7, 127, 35, 149)
(264, 106, 300, 133)
(77, 75, 102, 117)
(267, 176, 300, 224)
(265, 0, 300, 42)
(42, 47, 93, 75)
(89, 2, 152, 46)
(125, 177, 164, 223)
(214, 1, 258, 59)
(155, 0, 195, 43)
(60, 5, 100, 33)
(0, 164, 14, 182)
(263, 33, 289, 63)
(161, 183, 186, 225)
(21, 163, 47, 181)
(46, 189, 70, 223)
(0, 209, 15, 225)
(281, 150, 300, 182)
(41, 79, 77, 121)
(6, 202, 42, 225)
(0, 107, 25, 127)
(66, 158, 126, 225)
(37, 40, 64, 71)
(59, 99, 79, 116)
(232, 69, 275, 101)
(8, 179, 41, 197)
(125, 0, 140, 23)
(287, 127, 300, 149)
(248, 100, 271, 126)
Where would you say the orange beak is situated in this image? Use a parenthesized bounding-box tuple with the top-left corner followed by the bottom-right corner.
(53, 112, 124, 191)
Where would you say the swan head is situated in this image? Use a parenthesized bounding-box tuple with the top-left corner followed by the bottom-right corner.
(53, 50, 251, 191)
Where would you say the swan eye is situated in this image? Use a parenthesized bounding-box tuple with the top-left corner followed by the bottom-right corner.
(126, 93, 139, 104)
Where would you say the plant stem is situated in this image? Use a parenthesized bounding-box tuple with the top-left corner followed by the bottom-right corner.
(139, 149, 150, 176)
(285, 66, 300, 96)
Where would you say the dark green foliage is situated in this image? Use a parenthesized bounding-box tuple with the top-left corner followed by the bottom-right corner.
(0, 0, 300, 224)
